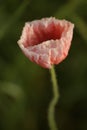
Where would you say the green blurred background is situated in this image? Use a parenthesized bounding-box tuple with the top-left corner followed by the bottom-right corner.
(0, 0, 87, 130)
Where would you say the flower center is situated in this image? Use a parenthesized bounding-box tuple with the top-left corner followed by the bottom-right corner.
(24, 21, 64, 47)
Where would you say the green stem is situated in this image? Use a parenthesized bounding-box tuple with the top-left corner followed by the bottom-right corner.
(48, 66, 60, 130)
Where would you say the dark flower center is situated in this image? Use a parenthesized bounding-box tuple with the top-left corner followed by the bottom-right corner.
(25, 21, 64, 47)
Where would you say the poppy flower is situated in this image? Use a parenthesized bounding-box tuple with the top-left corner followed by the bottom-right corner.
(18, 17, 74, 68)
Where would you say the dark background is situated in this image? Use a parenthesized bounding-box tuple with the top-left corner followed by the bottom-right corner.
(0, 0, 87, 130)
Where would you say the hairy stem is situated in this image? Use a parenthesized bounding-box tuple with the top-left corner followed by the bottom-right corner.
(48, 66, 60, 130)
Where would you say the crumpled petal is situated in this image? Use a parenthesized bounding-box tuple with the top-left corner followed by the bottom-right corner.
(18, 17, 74, 68)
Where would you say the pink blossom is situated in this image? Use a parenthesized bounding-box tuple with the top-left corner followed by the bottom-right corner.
(18, 17, 74, 68)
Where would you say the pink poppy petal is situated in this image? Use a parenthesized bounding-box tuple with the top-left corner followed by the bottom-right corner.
(18, 17, 74, 68)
